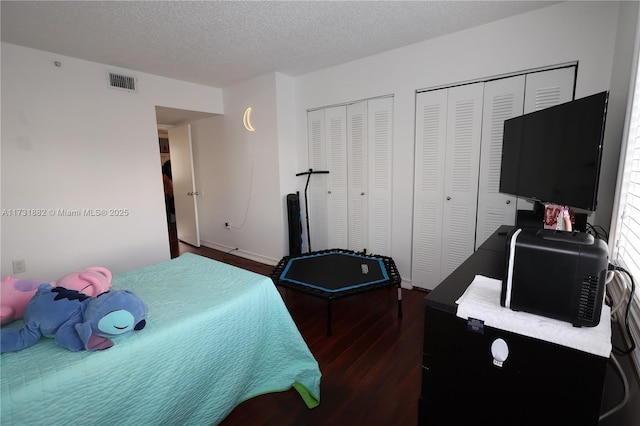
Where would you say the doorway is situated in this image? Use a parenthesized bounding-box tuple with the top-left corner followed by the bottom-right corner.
(155, 106, 216, 258)
(158, 132, 179, 257)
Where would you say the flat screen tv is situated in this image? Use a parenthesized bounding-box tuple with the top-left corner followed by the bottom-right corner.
(499, 91, 608, 211)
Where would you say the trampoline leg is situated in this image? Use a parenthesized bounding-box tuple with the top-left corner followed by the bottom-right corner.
(327, 299, 332, 337)
(397, 287, 403, 319)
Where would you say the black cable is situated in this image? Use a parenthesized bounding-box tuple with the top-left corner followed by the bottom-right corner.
(586, 222, 609, 241)
(222, 247, 239, 261)
(608, 264, 636, 355)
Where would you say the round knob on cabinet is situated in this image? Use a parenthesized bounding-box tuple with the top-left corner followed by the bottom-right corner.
(446, 196, 451, 201)
(491, 338, 509, 367)
(506, 200, 511, 204)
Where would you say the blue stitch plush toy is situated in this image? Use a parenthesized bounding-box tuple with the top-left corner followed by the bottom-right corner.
(1, 284, 147, 353)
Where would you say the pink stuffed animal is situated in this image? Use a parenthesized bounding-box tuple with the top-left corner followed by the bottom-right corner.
(0, 277, 48, 326)
(0, 267, 112, 326)
(53, 267, 112, 297)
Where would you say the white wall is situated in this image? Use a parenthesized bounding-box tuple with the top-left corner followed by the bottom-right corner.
(294, 1, 626, 284)
(275, 73, 300, 256)
(1, 42, 223, 279)
(1, 2, 634, 286)
(190, 73, 288, 264)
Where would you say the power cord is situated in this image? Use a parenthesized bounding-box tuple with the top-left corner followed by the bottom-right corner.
(598, 264, 636, 422)
(599, 353, 630, 422)
(586, 222, 609, 241)
(607, 264, 636, 355)
(222, 247, 239, 261)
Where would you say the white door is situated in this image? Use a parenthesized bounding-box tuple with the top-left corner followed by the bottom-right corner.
(347, 101, 368, 252)
(412, 83, 484, 290)
(367, 96, 394, 256)
(475, 75, 525, 249)
(412, 89, 448, 289)
(325, 106, 348, 249)
(168, 124, 200, 247)
(307, 109, 328, 252)
(440, 83, 485, 280)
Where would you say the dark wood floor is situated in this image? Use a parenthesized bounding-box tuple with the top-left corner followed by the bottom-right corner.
(169, 226, 640, 426)
(171, 228, 424, 425)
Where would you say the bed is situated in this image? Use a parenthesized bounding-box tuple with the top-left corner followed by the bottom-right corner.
(0, 253, 321, 425)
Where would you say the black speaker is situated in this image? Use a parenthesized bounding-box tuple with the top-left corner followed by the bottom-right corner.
(286, 193, 302, 256)
(501, 227, 608, 327)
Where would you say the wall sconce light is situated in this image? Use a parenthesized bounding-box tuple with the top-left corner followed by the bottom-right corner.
(243, 107, 255, 132)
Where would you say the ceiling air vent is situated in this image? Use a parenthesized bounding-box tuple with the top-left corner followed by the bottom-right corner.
(108, 72, 137, 92)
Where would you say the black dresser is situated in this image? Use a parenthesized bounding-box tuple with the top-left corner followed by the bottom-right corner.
(418, 225, 610, 425)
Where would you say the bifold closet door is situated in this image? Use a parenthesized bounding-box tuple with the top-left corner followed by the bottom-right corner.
(475, 75, 525, 249)
(308, 98, 393, 255)
(347, 101, 368, 252)
(475, 67, 575, 247)
(307, 106, 348, 252)
(412, 89, 448, 290)
(412, 83, 484, 290)
(516, 67, 576, 212)
(346, 97, 394, 255)
(307, 108, 329, 252)
(366, 97, 393, 256)
(325, 106, 349, 249)
(440, 83, 484, 280)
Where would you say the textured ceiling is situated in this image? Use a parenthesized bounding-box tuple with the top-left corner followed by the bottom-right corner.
(1, 1, 557, 89)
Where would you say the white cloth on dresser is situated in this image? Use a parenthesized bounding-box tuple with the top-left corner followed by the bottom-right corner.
(455, 274, 612, 358)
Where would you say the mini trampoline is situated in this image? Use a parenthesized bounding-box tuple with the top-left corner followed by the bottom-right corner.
(270, 248, 403, 336)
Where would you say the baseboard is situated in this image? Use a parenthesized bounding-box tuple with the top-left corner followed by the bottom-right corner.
(401, 278, 413, 290)
(198, 239, 279, 266)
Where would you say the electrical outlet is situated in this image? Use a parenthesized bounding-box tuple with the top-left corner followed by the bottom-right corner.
(12, 259, 26, 274)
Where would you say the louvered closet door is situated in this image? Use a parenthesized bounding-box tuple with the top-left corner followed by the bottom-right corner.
(475, 75, 525, 249)
(441, 83, 485, 281)
(524, 67, 575, 113)
(411, 89, 448, 289)
(307, 109, 329, 252)
(367, 97, 393, 256)
(325, 106, 348, 249)
(347, 101, 368, 252)
(517, 67, 575, 211)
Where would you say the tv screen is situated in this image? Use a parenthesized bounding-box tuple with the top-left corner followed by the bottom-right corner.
(499, 91, 608, 211)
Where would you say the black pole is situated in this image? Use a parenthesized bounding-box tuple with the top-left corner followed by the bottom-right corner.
(295, 168, 329, 253)
(303, 172, 312, 251)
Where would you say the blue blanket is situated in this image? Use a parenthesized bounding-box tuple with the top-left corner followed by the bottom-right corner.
(1, 253, 321, 425)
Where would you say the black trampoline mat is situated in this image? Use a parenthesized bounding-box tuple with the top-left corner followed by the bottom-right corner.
(280, 251, 389, 293)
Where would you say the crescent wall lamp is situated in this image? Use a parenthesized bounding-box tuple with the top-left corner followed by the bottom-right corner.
(243, 107, 255, 132)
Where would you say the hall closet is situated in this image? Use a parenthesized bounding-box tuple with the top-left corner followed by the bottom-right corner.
(411, 66, 576, 290)
(306, 96, 394, 256)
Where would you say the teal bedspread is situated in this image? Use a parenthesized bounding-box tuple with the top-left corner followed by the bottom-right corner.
(1, 253, 321, 425)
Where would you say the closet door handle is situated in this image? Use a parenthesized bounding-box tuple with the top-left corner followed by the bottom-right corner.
(446, 196, 451, 201)
(361, 192, 365, 196)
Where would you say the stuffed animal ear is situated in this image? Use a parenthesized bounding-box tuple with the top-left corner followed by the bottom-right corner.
(134, 319, 146, 331)
(74, 321, 113, 351)
(87, 267, 112, 282)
